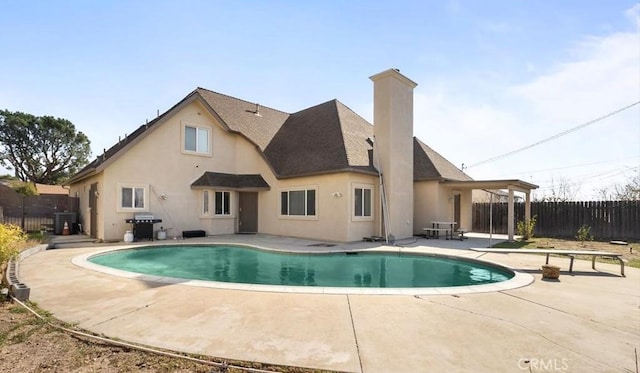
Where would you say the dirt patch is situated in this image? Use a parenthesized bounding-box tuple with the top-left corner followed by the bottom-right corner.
(0, 302, 339, 373)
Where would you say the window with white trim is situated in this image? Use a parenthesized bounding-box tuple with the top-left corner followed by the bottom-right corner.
(202, 190, 210, 215)
(117, 183, 148, 212)
(215, 191, 231, 215)
(354, 185, 373, 219)
(184, 125, 210, 154)
(280, 189, 316, 216)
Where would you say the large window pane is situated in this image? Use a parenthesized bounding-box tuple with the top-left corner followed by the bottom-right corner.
(281, 192, 288, 215)
(306, 189, 315, 215)
(185, 126, 197, 152)
(281, 189, 316, 216)
(122, 187, 132, 208)
(197, 128, 209, 153)
(215, 191, 230, 215)
(289, 190, 305, 215)
(134, 188, 144, 208)
(354, 188, 363, 217)
(223, 191, 230, 214)
(363, 188, 371, 217)
(215, 191, 223, 215)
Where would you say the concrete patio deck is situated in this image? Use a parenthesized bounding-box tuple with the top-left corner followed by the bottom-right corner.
(17, 234, 640, 372)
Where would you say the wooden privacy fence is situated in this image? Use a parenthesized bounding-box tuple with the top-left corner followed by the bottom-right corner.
(0, 194, 79, 232)
(473, 201, 640, 240)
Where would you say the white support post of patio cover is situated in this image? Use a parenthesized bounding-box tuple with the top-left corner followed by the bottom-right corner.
(507, 188, 515, 241)
(525, 192, 531, 225)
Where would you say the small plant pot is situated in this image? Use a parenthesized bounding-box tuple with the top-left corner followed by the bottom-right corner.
(541, 264, 560, 279)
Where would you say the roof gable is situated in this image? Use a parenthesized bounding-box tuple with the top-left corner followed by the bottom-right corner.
(414, 138, 472, 181)
(67, 91, 203, 184)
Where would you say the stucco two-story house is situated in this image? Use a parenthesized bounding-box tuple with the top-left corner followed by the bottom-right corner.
(67, 69, 536, 243)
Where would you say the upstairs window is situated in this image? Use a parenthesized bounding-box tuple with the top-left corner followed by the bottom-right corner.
(184, 125, 210, 154)
(281, 189, 316, 216)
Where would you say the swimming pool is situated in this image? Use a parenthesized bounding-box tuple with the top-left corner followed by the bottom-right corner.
(88, 244, 514, 288)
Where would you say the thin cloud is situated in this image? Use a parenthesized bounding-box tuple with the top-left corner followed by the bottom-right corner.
(412, 5, 639, 199)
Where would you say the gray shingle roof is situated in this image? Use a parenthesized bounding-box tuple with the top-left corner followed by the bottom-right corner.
(191, 172, 270, 190)
(414, 138, 472, 181)
(68, 87, 469, 185)
(264, 100, 376, 178)
(196, 88, 289, 150)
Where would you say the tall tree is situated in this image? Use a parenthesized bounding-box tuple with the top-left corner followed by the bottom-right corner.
(0, 110, 91, 184)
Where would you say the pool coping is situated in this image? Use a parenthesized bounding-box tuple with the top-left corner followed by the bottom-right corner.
(71, 242, 534, 296)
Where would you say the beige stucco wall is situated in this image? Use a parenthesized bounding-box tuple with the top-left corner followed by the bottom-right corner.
(414, 181, 445, 233)
(413, 181, 472, 234)
(255, 172, 379, 243)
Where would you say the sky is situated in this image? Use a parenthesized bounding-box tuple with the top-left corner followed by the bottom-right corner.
(1, 0, 639, 200)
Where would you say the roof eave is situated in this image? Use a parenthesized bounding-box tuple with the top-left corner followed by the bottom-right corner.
(191, 186, 271, 192)
(275, 167, 379, 180)
(440, 179, 539, 192)
(67, 91, 219, 185)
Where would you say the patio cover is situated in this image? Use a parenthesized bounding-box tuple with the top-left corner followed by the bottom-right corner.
(440, 179, 538, 241)
(191, 172, 270, 191)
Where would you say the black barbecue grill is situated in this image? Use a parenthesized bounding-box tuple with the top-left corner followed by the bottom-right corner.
(125, 213, 162, 241)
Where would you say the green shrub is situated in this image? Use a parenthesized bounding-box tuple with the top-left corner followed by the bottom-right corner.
(576, 225, 594, 245)
(516, 215, 537, 241)
(0, 223, 26, 266)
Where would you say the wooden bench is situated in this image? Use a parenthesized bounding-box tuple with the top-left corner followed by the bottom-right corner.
(470, 248, 626, 276)
(423, 227, 452, 240)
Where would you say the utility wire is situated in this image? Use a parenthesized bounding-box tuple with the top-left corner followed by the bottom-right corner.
(465, 101, 640, 169)
(486, 155, 639, 178)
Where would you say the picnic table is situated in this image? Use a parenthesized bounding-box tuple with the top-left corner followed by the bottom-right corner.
(423, 221, 456, 240)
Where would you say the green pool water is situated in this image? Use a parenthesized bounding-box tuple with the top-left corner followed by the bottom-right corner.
(89, 245, 514, 288)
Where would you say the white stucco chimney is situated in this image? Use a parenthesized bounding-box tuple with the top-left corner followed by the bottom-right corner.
(370, 68, 417, 240)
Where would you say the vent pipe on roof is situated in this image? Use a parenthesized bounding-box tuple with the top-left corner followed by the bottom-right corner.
(102, 149, 106, 161)
(157, 109, 159, 117)
(255, 103, 261, 117)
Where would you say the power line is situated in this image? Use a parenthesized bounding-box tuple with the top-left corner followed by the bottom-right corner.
(486, 155, 639, 178)
(534, 166, 639, 191)
(465, 101, 640, 169)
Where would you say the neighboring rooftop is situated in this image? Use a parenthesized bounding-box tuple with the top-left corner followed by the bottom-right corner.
(35, 183, 68, 195)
